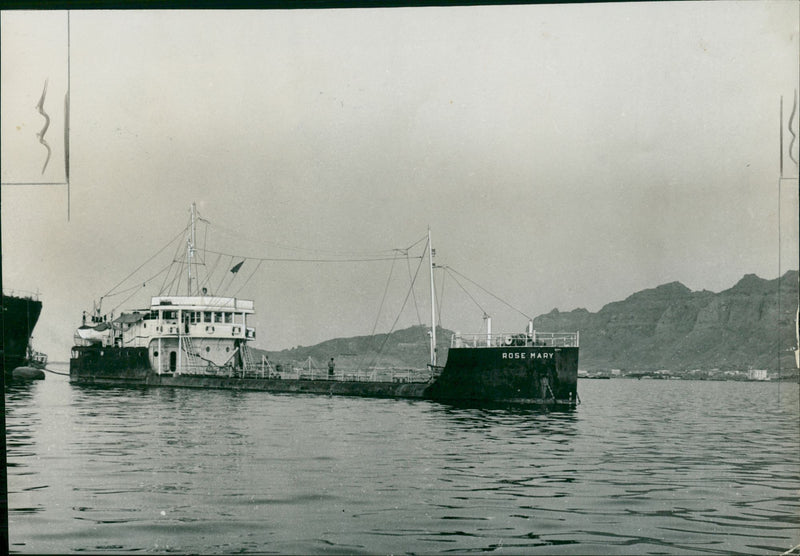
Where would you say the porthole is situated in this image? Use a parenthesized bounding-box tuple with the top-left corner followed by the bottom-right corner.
(154, 351, 159, 357)
(226, 347, 230, 352)
(206, 346, 211, 353)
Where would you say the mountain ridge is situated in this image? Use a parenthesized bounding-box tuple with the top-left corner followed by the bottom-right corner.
(252, 271, 798, 373)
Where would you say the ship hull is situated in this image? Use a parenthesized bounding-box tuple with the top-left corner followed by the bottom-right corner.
(70, 344, 578, 406)
(2, 294, 43, 377)
(426, 346, 578, 403)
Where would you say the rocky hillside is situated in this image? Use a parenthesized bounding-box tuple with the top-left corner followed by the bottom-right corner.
(253, 271, 799, 373)
(533, 271, 798, 372)
(252, 325, 452, 372)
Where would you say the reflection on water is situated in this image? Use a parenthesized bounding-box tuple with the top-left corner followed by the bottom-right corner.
(6, 375, 799, 554)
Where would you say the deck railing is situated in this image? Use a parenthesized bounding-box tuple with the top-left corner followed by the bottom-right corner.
(2, 289, 41, 300)
(451, 331, 579, 348)
(284, 367, 434, 383)
(176, 364, 435, 383)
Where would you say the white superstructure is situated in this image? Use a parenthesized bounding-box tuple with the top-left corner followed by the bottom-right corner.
(72, 203, 258, 376)
(74, 295, 256, 375)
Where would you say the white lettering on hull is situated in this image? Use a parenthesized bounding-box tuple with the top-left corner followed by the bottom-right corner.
(501, 352, 554, 359)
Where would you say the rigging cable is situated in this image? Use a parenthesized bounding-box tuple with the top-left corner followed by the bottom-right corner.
(364, 242, 428, 371)
(446, 266, 532, 321)
(103, 261, 172, 300)
(403, 234, 428, 252)
(412, 236, 433, 347)
(197, 251, 223, 294)
(109, 261, 174, 314)
(170, 255, 188, 296)
(437, 268, 447, 330)
(233, 259, 263, 297)
(202, 249, 423, 264)
(442, 267, 487, 316)
(199, 229, 427, 265)
(214, 255, 235, 296)
(102, 226, 187, 299)
(356, 252, 401, 372)
(207, 221, 419, 258)
(159, 233, 190, 296)
(41, 367, 70, 376)
(405, 250, 424, 328)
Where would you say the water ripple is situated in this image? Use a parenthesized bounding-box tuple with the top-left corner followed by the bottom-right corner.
(5, 377, 799, 554)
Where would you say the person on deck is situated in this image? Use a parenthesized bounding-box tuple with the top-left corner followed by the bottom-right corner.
(328, 358, 335, 377)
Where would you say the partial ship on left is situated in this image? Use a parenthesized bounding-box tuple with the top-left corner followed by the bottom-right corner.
(2, 291, 47, 382)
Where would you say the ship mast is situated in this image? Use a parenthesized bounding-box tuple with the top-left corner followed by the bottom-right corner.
(428, 227, 437, 367)
(187, 202, 196, 295)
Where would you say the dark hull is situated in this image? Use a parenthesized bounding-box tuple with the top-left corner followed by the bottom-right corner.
(2, 294, 43, 377)
(70, 344, 579, 406)
(427, 346, 578, 403)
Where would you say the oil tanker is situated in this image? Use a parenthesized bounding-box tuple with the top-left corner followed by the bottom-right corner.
(70, 204, 579, 406)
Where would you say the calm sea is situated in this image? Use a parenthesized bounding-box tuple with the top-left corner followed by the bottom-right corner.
(5, 369, 799, 555)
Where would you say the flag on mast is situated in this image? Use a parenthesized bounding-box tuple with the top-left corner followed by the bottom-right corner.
(230, 261, 245, 274)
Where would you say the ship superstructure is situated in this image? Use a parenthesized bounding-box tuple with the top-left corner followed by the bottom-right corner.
(71, 203, 260, 379)
(73, 295, 256, 376)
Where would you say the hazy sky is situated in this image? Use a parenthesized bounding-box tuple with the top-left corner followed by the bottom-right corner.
(2, 3, 798, 360)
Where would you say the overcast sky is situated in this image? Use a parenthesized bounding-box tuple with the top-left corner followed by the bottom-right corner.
(2, 3, 798, 360)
